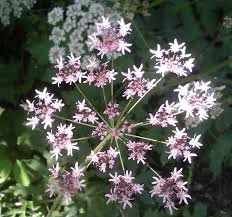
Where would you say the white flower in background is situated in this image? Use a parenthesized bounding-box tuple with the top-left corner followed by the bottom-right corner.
(184, 85, 225, 128)
(48, 7, 63, 25)
(0, 0, 37, 26)
(48, 0, 123, 63)
(49, 27, 65, 45)
(49, 46, 65, 64)
(175, 81, 216, 120)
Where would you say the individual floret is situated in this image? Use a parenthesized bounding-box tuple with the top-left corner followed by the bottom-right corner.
(73, 99, 99, 124)
(166, 127, 203, 163)
(150, 167, 191, 215)
(21, 88, 64, 129)
(105, 171, 144, 209)
(175, 81, 216, 120)
(47, 124, 79, 160)
(84, 60, 117, 87)
(88, 16, 132, 58)
(122, 64, 156, 99)
(47, 162, 86, 203)
(148, 101, 178, 127)
(87, 147, 119, 172)
(52, 54, 86, 86)
(150, 39, 194, 77)
(127, 140, 152, 164)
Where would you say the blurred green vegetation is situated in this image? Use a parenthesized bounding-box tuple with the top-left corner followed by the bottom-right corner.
(0, 0, 232, 216)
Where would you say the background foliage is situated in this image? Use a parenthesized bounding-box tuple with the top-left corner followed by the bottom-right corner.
(0, 0, 232, 216)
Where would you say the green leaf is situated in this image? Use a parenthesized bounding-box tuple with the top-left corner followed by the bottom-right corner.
(193, 203, 207, 217)
(209, 131, 232, 176)
(0, 159, 12, 183)
(13, 160, 31, 187)
(26, 36, 51, 66)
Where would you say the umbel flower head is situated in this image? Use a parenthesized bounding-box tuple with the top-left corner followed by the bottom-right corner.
(88, 16, 132, 58)
(150, 39, 194, 77)
(105, 171, 144, 209)
(88, 147, 119, 172)
(47, 162, 86, 203)
(47, 124, 79, 160)
(21, 15, 222, 215)
(166, 128, 202, 163)
(150, 168, 191, 215)
(21, 88, 64, 129)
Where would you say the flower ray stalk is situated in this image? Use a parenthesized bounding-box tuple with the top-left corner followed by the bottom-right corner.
(115, 138, 126, 174)
(53, 114, 96, 128)
(117, 77, 163, 127)
(125, 133, 167, 144)
(75, 83, 109, 126)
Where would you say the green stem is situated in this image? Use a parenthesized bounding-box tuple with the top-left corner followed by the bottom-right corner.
(116, 99, 133, 127)
(115, 139, 125, 173)
(146, 163, 160, 177)
(118, 77, 162, 126)
(111, 59, 114, 102)
(81, 134, 112, 170)
(102, 87, 107, 106)
(72, 136, 95, 141)
(132, 122, 150, 127)
(46, 194, 62, 217)
(53, 115, 96, 128)
(125, 133, 167, 144)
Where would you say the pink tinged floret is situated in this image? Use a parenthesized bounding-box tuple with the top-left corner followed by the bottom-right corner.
(150, 167, 191, 215)
(106, 171, 144, 209)
(47, 124, 79, 160)
(127, 140, 152, 164)
(48, 163, 60, 178)
(166, 127, 202, 163)
(21, 88, 64, 130)
(73, 99, 98, 124)
(87, 16, 132, 58)
(150, 39, 194, 77)
(84, 61, 117, 87)
(174, 81, 216, 120)
(92, 122, 109, 140)
(52, 54, 86, 86)
(148, 101, 178, 127)
(122, 64, 154, 99)
(46, 163, 85, 202)
(104, 102, 121, 119)
(87, 147, 119, 172)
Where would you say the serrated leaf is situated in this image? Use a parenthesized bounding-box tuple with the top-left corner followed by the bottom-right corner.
(14, 160, 31, 187)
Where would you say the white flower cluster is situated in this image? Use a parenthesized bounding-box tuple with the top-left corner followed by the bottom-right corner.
(48, 0, 121, 64)
(184, 84, 225, 128)
(0, 0, 36, 26)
